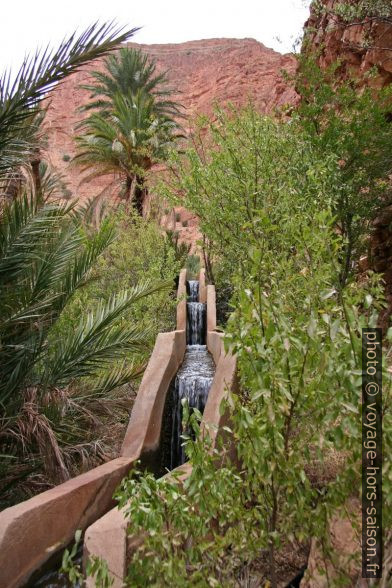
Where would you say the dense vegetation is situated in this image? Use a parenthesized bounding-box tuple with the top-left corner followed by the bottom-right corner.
(0, 30, 185, 507)
(1, 1, 392, 586)
(84, 60, 392, 586)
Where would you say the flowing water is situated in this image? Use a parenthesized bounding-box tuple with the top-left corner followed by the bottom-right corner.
(170, 280, 215, 469)
(31, 278, 216, 585)
(28, 277, 306, 586)
(186, 280, 206, 345)
(170, 344, 215, 468)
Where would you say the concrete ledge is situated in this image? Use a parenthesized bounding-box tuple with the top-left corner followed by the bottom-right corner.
(202, 348, 238, 450)
(85, 345, 238, 583)
(85, 464, 192, 587)
(0, 456, 137, 588)
(84, 275, 238, 586)
(86, 337, 238, 585)
(207, 285, 217, 332)
(0, 269, 188, 588)
(121, 329, 186, 458)
(199, 268, 207, 303)
(176, 268, 187, 330)
(207, 330, 223, 365)
(84, 505, 129, 588)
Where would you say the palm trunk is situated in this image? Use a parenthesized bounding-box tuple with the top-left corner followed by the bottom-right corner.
(134, 175, 146, 216)
(124, 176, 133, 203)
(31, 149, 42, 198)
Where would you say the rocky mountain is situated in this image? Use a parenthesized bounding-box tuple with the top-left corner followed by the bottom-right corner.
(43, 38, 297, 248)
(44, 38, 297, 201)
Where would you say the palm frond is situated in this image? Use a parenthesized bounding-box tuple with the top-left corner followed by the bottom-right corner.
(74, 90, 182, 198)
(0, 22, 140, 178)
(0, 198, 115, 407)
(77, 361, 145, 399)
(0, 193, 76, 283)
(72, 193, 111, 228)
(54, 217, 115, 312)
(45, 281, 172, 388)
(79, 47, 184, 120)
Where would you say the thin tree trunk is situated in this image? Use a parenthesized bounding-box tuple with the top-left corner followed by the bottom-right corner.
(269, 478, 278, 588)
(124, 176, 133, 204)
(134, 175, 146, 216)
(202, 235, 215, 284)
(31, 150, 42, 198)
(339, 220, 353, 288)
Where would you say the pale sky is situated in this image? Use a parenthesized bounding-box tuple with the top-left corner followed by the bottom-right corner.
(0, 0, 311, 75)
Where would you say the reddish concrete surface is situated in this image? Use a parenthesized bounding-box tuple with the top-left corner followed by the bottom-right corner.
(0, 270, 188, 587)
(0, 457, 137, 588)
(84, 462, 192, 587)
(199, 268, 207, 303)
(85, 281, 238, 585)
(120, 329, 186, 458)
(207, 285, 217, 333)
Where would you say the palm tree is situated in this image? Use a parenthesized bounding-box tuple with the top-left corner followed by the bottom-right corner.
(74, 91, 180, 213)
(0, 190, 170, 503)
(74, 47, 183, 213)
(0, 22, 139, 194)
(0, 22, 176, 505)
(80, 47, 182, 120)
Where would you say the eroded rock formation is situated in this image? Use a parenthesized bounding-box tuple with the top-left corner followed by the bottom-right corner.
(44, 38, 297, 200)
(303, 0, 392, 87)
(43, 38, 297, 246)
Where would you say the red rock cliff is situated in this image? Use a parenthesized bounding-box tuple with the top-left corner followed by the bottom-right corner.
(303, 1, 392, 325)
(303, 0, 392, 86)
(44, 38, 297, 201)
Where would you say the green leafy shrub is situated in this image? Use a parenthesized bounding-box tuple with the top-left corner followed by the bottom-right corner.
(185, 254, 200, 279)
(113, 97, 392, 585)
(113, 199, 391, 587)
(56, 207, 183, 338)
(0, 197, 171, 507)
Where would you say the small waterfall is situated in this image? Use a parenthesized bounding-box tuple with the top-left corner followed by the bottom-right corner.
(188, 280, 199, 301)
(187, 302, 206, 345)
(187, 280, 206, 345)
(170, 280, 215, 469)
(171, 345, 215, 469)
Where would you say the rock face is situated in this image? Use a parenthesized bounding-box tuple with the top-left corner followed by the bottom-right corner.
(44, 38, 297, 203)
(303, 0, 392, 87)
(304, 1, 392, 325)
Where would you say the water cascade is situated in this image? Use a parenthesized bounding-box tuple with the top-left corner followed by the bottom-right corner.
(186, 280, 206, 345)
(170, 280, 214, 468)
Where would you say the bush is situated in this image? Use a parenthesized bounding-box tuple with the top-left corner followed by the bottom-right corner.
(56, 207, 185, 348)
(106, 98, 392, 586)
(185, 254, 200, 279)
(0, 198, 171, 507)
(113, 174, 392, 587)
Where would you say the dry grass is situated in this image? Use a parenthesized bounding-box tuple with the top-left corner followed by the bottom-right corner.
(0, 380, 139, 510)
